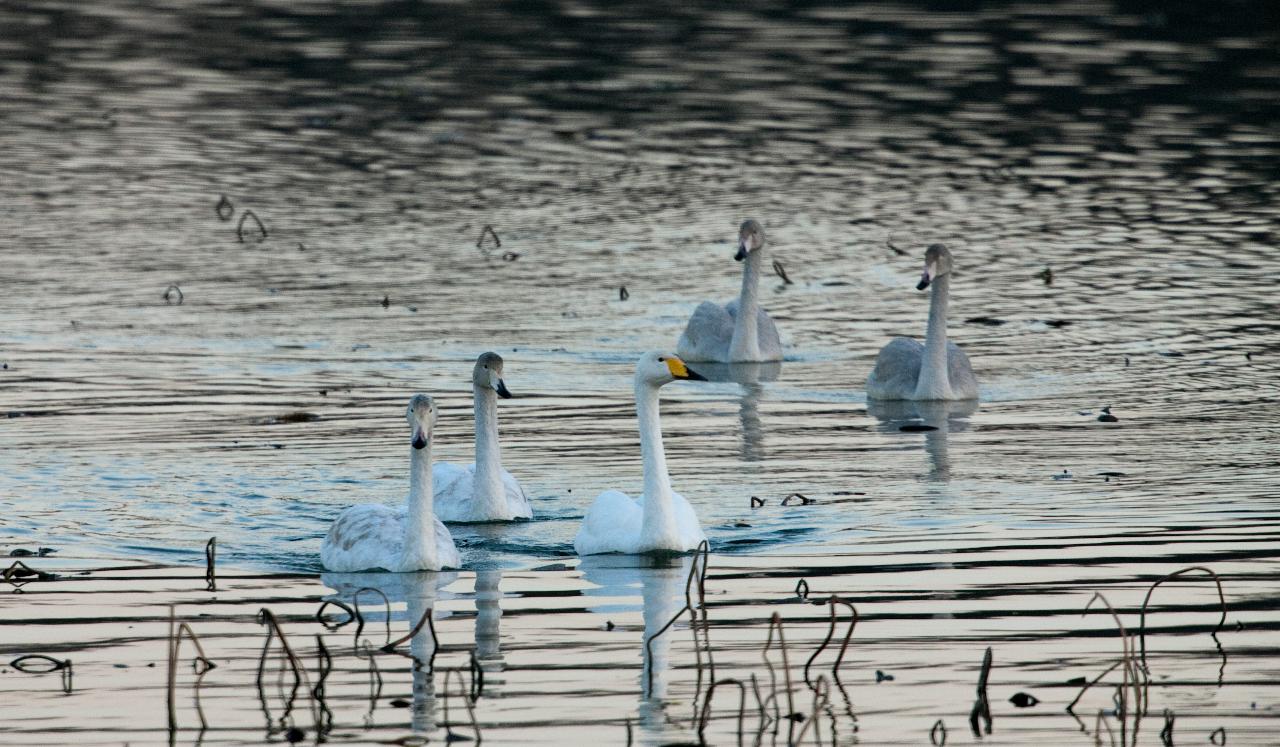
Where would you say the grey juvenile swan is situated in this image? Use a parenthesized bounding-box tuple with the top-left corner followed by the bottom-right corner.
(676, 219, 783, 362)
(866, 244, 978, 401)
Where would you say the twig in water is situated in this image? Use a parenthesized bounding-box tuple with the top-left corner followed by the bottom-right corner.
(750, 496, 764, 508)
(382, 606, 438, 675)
(3, 560, 57, 592)
(215, 194, 234, 220)
(476, 224, 501, 249)
(501, 251, 520, 262)
(1138, 566, 1226, 670)
(968, 647, 992, 737)
(441, 668, 482, 743)
(11, 654, 73, 694)
(794, 673, 831, 745)
(804, 597, 857, 687)
(204, 537, 216, 591)
(1210, 726, 1226, 745)
(166, 606, 216, 732)
(254, 608, 319, 730)
(237, 210, 268, 243)
(163, 284, 184, 306)
(312, 635, 334, 738)
(315, 599, 355, 630)
(351, 587, 393, 648)
(760, 612, 799, 741)
(772, 259, 793, 285)
(1159, 709, 1174, 746)
(624, 717, 632, 746)
(697, 678, 747, 746)
(469, 649, 484, 702)
(930, 718, 947, 746)
(781, 493, 813, 506)
(643, 540, 712, 698)
(619, 286, 629, 301)
(795, 579, 809, 600)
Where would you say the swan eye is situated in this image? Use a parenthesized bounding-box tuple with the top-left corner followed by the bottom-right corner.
(658, 357, 665, 362)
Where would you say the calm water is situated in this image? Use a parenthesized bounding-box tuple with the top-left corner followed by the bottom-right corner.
(1, 1, 1278, 744)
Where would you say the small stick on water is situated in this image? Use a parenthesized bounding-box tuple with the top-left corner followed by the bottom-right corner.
(750, 496, 764, 508)
(619, 286, 629, 301)
(313, 635, 334, 737)
(501, 251, 520, 262)
(696, 678, 748, 744)
(803, 596, 858, 687)
(163, 285, 184, 306)
(11, 654, 73, 694)
(760, 613, 798, 741)
(167, 606, 217, 731)
(795, 579, 810, 600)
(315, 599, 355, 630)
(215, 194, 233, 221)
(204, 537, 216, 592)
(1210, 726, 1226, 745)
(476, 224, 501, 249)
(237, 210, 268, 243)
(781, 493, 813, 506)
(772, 259, 793, 285)
(1159, 709, 1174, 746)
(469, 649, 484, 701)
(350, 587, 393, 647)
(624, 717, 633, 746)
(968, 647, 992, 737)
(930, 718, 947, 746)
(1138, 566, 1226, 669)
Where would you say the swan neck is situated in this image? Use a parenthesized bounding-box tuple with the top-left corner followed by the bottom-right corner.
(917, 273, 952, 397)
(404, 443, 437, 568)
(636, 380, 676, 543)
(729, 249, 763, 361)
(473, 385, 507, 517)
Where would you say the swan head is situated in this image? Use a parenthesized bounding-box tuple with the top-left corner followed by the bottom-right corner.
(734, 219, 765, 261)
(472, 352, 512, 399)
(917, 243, 954, 291)
(405, 394, 438, 450)
(637, 351, 708, 386)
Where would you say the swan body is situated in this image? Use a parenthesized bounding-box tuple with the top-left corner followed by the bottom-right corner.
(435, 353, 533, 522)
(321, 394, 461, 572)
(678, 220, 784, 362)
(574, 352, 709, 555)
(867, 244, 978, 401)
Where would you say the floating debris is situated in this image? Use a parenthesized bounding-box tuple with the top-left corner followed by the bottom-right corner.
(781, 493, 814, 506)
(259, 412, 321, 425)
(1097, 406, 1119, 423)
(162, 284, 184, 305)
(795, 579, 810, 599)
(1037, 266, 1053, 285)
(619, 286, 629, 301)
(875, 669, 894, 683)
(900, 423, 938, 432)
(968, 647, 993, 736)
(476, 224, 501, 249)
(930, 719, 947, 745)
(380, 294, 389, 308)
(215, 194, 233, 221)
(965, 316, 1006, 326)
(772, 259, 793, 285)
(1052, 469, 1073, 480)
(750, 496, 764, 508)
(11, 654, 73, 694)
(1042, 319, 1071, 328)
(236, 210, 268, 243)
(501, 251, 520, 262)
(1009, 692, 1039, 708)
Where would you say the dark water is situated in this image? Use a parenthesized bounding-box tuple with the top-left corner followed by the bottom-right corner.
(1, 1, 1278, 744)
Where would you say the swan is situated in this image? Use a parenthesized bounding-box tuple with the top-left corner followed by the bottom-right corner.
(434, 352, 533, 523)
(677, 219, 784, 363)
(867, 243, 979, 401)
(320, 394, 461, 572)
(574, 352, 709, 555)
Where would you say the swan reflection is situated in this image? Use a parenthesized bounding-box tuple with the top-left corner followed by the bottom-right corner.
(868, 398, 976, 481)
(691, 361, 781, 462)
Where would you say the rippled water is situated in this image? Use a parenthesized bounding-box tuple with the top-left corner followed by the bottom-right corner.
(1, 1, 1278, 744)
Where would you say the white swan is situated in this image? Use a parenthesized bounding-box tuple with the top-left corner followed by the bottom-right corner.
(677, 219, 784, 363)
(867, 243, 979, 401)
(574, 352, 709, 555)
(434, 353, 532, 523)
(320, 394, 461, 572)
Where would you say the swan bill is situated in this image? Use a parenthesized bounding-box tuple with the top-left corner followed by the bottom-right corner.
(411, 428, 428, 450)
(667, 356, 707, 381)
(734, 242, 747, 261)
(917, 269, 932, 291)
(496, 379, 513, 399)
